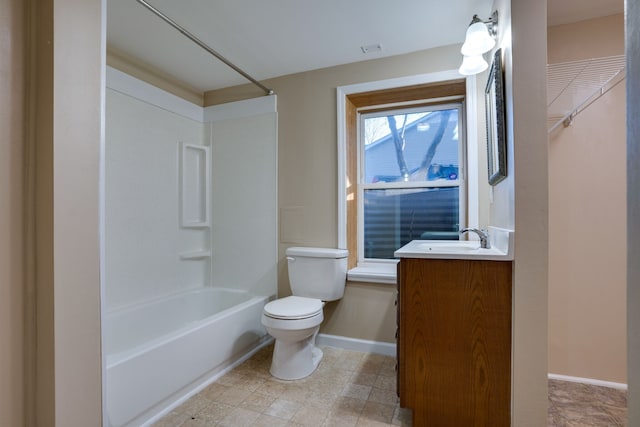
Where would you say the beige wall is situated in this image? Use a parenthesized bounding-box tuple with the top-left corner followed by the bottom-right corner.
(23, 0, 105, 425)
(52, 0, 104, 424)
(548, 14, 624, 63)
(208, 45, 463, 344)
(107, 47, 205, 106)
(0, 0, 25, 425)
(32, 0, 55, 422)
(548, 14, 627, 383)
(496, 0, 549, 424)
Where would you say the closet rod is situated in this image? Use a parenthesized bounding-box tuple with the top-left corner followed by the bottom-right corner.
(135, 0, 274, 96)
(548, 68, 625, 134)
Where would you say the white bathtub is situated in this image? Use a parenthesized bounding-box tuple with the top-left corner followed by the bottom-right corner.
(104, 287, 271, 427)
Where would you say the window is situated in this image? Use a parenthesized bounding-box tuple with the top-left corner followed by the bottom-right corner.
(359, 104, 464, 260)
(337, 73, 474, 283)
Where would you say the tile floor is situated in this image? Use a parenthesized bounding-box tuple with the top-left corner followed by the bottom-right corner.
(153, 344, 408, 427)
(153, 344, 627, 427)
(548, 379, 627, 426)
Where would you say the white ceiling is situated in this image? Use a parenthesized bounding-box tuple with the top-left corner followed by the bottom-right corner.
(106, 0, 624, 93)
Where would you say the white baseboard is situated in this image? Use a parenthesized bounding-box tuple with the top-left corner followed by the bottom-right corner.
(548, 373, 628, 390)
(317, 333, 396, 357)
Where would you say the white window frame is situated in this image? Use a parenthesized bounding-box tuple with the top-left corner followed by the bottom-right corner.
(337, 70, 480, 284)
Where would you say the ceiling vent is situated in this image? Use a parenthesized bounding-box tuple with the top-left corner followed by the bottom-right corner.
(361, 44, 383, 54)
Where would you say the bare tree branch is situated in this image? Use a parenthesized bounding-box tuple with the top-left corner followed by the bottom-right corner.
(400, 115, 408, 140)
(420, 110, 452, 177)
(387, 115, 410, 179)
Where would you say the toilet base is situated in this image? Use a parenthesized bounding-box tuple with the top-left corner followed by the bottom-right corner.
(269, 330, 323, 380)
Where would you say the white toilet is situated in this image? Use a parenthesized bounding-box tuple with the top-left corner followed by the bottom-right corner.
(261, 247, 348, 380)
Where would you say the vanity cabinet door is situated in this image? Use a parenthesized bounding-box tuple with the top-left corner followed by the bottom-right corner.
(398, 258, 512, 426)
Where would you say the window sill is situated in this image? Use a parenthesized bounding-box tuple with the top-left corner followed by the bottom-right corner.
(347, 262, 398, 285)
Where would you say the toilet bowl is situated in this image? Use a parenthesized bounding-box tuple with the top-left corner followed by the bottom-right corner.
(262, 296, 324, 380)
(261, 247, 348, 380)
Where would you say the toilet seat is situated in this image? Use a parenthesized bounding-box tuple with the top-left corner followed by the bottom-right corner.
(263, 296, 323, 320)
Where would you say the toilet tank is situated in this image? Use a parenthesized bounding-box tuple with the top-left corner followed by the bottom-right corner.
(286, 247, 349, 301)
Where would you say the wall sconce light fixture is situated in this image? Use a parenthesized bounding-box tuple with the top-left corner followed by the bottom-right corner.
(458, 11, 498, 75)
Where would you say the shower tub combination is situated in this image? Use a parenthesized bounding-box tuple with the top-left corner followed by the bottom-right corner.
(104, 287, 271, 427)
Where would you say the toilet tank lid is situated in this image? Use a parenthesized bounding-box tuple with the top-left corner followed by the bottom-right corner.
(286, 247, 349, 259)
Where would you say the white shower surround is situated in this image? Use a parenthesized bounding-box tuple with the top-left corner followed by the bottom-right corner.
(105, 86, 208, 308)
(105, 67, 278, 308)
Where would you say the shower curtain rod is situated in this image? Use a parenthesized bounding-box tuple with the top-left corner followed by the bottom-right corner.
(135, 0, 274, 96)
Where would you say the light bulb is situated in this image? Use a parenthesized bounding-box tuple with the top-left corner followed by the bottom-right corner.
(461, 22, 496, 56)
(458, 54, 488, 76)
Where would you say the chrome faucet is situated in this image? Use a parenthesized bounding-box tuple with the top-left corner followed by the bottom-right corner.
(460, 228, 490, 249)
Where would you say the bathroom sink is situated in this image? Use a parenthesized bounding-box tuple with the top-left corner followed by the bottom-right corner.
(394, 227, 514, 261)
(415, 241, 481, 252)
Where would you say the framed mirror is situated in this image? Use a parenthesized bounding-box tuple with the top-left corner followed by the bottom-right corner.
(485, 48, 507, 185)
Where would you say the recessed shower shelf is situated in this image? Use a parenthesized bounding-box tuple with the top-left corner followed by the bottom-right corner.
(180, 142, 211, 228)
(180, 250, 211, 260)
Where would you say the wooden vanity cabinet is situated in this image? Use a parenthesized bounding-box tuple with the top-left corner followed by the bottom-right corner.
(397, 258, 512, 426)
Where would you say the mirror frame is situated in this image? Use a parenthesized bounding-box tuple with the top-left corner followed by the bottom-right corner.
(485, 48, 507, 185)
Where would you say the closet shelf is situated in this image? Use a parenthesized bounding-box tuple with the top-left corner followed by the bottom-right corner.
(547, 55, 625, 134)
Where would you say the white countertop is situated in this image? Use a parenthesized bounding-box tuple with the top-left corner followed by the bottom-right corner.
(394, 227, 514, 261)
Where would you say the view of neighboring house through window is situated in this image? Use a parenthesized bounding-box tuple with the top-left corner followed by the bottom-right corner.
(359, 103, 465, 260)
